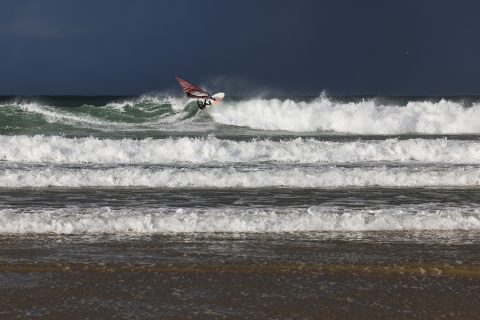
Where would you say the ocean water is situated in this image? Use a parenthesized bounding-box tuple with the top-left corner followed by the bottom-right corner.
(1, 94, 480, 233)
(1, 94, 480, 318)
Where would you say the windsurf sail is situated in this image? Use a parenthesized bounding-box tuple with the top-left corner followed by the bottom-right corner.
(175, 77, 211, 99)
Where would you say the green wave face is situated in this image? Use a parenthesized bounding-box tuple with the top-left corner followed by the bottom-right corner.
(0, 97, 203, 137)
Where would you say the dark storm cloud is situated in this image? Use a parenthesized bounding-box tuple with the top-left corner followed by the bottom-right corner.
(0, 1, 86, 38)
(1, 0, 480, 95)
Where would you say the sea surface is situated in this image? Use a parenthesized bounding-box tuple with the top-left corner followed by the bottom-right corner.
(1, 94, 480, 319)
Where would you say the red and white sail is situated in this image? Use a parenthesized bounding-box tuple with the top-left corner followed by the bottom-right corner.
(175, 77, 211, 99)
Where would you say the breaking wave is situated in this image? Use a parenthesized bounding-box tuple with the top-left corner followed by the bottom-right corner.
(1, 165, 480, 188)
(0, 96, 202, 134)
(211, 97, 480, 134)
(3, 135, 480, 164)
(2, 95, 480, 135)
(1, 206, 479, 234)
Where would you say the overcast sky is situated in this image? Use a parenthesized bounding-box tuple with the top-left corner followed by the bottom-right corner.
(1, 0, 479, 96)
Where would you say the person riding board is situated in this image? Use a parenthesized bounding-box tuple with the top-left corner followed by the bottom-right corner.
(175, 77, 223, 110)
(197, 97, 212, 110)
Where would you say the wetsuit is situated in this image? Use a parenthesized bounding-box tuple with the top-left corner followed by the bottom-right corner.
(197, 98, 212, 110)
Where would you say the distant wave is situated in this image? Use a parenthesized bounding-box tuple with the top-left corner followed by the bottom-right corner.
(1, 206, 479, 234)
(211, 97, 480, 134)
(3, 135, 480, 164)
(1, 165, 480, 188)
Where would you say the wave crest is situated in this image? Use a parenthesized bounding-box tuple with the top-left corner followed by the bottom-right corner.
(211, 97, 480, 134)
(1, 206, 479, 234)
(1, 165, 480, 188)
(3, 135, 480, 164)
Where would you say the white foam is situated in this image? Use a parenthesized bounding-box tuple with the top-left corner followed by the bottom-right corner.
(1, 165, 480, 188)
(210, 97, 480, 134)
(3, 135, 480, 165)
(1, 206, 479, 234)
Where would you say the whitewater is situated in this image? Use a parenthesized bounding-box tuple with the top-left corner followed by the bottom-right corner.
(211, 97, 480, 134)
(1, 205, 479, 234)
(3, 135, 480, 164)
(2, 95, 480, 135)
(1, 94, 480, 234)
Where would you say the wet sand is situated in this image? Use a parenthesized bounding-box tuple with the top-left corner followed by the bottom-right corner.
(1, 233, 480, 319)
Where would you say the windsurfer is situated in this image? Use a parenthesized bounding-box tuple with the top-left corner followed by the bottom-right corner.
(175, 77, 221, 110)
(197, 98, 212, 110)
